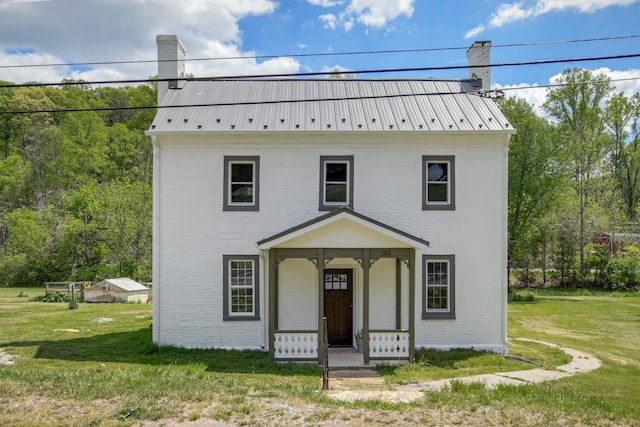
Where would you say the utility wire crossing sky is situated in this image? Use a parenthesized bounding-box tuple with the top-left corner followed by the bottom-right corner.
(0, 0, 639, 111)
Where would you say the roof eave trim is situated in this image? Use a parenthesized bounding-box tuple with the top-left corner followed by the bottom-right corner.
(145, 129, 515, 136)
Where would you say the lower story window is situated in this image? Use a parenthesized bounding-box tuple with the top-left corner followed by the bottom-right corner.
(223, 255, 260, 320)
(422, 255, 455, 319)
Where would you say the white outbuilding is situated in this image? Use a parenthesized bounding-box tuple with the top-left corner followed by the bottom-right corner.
(83, 278, 150, 304)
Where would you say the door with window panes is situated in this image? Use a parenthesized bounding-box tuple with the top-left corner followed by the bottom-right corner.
(323, 269, 353, 346)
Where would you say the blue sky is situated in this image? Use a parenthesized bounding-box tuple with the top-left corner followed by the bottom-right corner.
(0, 0, 639, 109)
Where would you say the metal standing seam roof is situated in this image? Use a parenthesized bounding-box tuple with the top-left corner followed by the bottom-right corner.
(101, 278, 149, 291)
(148, 79, 513, 133)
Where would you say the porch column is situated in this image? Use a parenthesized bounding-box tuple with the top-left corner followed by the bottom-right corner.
(363, 248, 371, 365)
(317, 248, 324, 364)
(268, 249, 277, 359)
(408, 249, 416, 363)
(395, 258, 402, 330)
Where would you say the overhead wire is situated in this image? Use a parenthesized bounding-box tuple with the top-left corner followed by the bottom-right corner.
(1, 35, 639, 115)
(0, 34, 638, 70)
(1, 52, 639, 90)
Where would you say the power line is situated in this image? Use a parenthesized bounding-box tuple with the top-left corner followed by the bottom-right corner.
(498, 76, 640, 92)
(1, 76, 636, 116)
(1, 34, 638, 70)
(1, 52, 639, 90)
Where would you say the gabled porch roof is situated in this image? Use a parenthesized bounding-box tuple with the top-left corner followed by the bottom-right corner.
(262, 208, 422, 364)
(256, 207, 429, 250)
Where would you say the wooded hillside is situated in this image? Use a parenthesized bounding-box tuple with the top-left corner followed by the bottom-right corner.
(0, 81, 155, 286)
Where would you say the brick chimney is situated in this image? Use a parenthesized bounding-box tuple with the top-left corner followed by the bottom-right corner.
(156, 35, 186, 104)
(466, 41, 491, 91)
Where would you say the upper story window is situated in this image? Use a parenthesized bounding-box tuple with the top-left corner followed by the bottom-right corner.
(422, 155, 455, 210)
(224, 156, 259, 211)
(319, 155, 354, 211)
(422, 254, 455, 319)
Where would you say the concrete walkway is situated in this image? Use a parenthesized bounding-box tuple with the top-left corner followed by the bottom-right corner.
(325, 339, 602, 403)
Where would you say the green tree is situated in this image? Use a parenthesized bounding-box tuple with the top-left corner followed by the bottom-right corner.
(553, 218, 579, 287)
(0, 82, 16, 159)
(0, 154, 29, 207)
(328, 67, 355, 79)
(0, 206, 66, 286)
(605, 92, 640, 220)
(7, 87, 63, 208)
(65, 179, 152, 281)
(544, 68, 613, 284)
(499, 97, 562, 285)
(608, 244, 640, 289)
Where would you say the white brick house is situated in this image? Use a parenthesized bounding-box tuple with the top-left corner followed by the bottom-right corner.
(147, 36, 514, 363)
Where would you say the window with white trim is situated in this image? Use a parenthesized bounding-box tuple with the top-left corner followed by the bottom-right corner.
(422, 255, 455, 319)
(223, 255, 260, 320)
(422, 155, 455, 210)
(224, 156, 259, 211)
(320, 155, 354, 211)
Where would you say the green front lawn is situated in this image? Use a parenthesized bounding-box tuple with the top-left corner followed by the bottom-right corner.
(0, 286, 638, 426)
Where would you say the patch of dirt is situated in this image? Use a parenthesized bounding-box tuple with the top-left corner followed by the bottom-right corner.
(133, 399, 629, 427)
(0, 349, 14, 366)
(610, 357, 628, 365)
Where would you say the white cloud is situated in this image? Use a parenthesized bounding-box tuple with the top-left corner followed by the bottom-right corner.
(545, 67, 640, 100)
(489, 2, 533, 27)
(186, 39, 300, 78)
(312, 0, 414, 30)
(0, 50, 74, 84)
(497, 82, 548, 115)
(465, 0, 640, 37)
(464, 24, 485, 39)
(0, 0, 302, 84)
(344, 0, 414, 27)
(306, 0, 344, 6)
(497, 67, 640, 116)
(319, 13, 338, 29)
(343, 18, 355, 31)
(583, 67, 640, 99)
(0, 0, 51, 8)
(534, 0, 639, 14)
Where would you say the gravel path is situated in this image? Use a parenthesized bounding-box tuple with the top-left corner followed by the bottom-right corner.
(326, 339, 601, 403)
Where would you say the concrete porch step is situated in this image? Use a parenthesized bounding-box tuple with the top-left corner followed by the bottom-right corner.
(329, 367, 379, 378)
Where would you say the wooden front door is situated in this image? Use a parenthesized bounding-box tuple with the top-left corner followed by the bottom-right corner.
(324, 269, 353, 346)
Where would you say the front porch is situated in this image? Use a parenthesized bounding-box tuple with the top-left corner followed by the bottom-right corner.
(257, 208, 431, 365)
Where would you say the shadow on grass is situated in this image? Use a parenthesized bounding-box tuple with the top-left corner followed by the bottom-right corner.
(378, 347, 490, 376)
(507, 300, 541, 305)
(1, 328, 320, 377)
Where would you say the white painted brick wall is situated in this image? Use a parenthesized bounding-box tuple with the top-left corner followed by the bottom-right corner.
(369, 259, 397, 329)
(278, 259, 317, 330)
(153, 132, 508, 352)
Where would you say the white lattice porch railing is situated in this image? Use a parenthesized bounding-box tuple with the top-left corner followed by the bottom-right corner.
(273, 331, 318, 360)
(369, 330, 410, 359)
